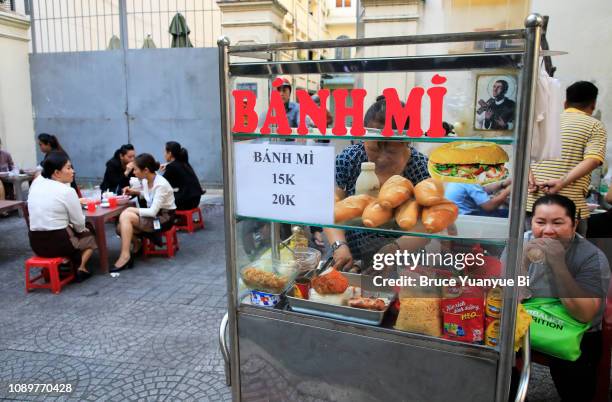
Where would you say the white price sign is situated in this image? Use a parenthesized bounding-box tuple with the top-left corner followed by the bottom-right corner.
(234, 141, 335, 225)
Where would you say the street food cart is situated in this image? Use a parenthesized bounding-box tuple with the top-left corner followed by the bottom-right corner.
(218, 14, 545, 402)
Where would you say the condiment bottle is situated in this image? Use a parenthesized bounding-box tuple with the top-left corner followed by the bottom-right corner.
(485, 317, 500, 347)
(289, 226, 308, 250)
(355, 162, 380, 197)
(485, 287, 503, 319)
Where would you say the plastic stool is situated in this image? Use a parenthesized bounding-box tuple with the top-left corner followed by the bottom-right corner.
(143, 226, 180, 258)
(175, 208, 204, 233)
(25, 256, 74, 294)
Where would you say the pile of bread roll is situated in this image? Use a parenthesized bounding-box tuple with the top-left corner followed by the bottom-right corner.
(334, 177, 459, 233)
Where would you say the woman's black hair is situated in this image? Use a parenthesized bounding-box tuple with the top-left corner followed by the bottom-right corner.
(134, 153, 160, 173)
(165, 141, 198, 177)
(363, 95, 410, 131)
(165, 141, 189, 164)
(532, 194, 579, 221)
(113, 144, 134, 160)
(41, 151, 70, 179)
(38, 133, 65, 154)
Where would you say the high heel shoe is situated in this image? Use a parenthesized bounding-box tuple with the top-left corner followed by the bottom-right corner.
(110, 256, 134, 273)
(75, 270, 92, 283)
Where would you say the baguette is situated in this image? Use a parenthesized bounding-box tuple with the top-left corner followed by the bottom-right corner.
(334, 194, 376, 223)
(421, 200, 459, 233)
(395, 199, 420, 230)
(378, 175, 414, 209)
(362, 201, 393, 228)
(414, 178, 445, 206)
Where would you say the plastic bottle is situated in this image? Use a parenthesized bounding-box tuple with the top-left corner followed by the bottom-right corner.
(289, 226, 308, 250)
(93, 185, 102, 201)
(485, 287, 503, 319)
(355, 162, 380, 197)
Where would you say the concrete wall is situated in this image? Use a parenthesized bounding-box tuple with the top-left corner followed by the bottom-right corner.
(0, 10, 36, 169)
(29, 47, 222, 186)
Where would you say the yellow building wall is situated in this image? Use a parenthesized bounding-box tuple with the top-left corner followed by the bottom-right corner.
(444, 0, 531, 31)
(327, 25, 356, 41)
(0, 11, 36, 168)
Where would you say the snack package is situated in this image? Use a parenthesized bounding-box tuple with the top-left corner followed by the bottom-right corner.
(442, 286, 485, 344)
(394, 298, 442, 337)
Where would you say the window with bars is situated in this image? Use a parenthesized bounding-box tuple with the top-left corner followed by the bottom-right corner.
(0, 0, 15, 12)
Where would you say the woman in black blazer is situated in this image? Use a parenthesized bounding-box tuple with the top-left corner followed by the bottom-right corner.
(100, 144, 136, 194)
(163, 141, 204, 211)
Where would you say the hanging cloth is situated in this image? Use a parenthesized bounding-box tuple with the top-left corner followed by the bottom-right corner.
(531, 63, 563, 162)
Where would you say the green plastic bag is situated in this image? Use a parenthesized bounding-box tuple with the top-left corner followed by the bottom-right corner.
(522, 298, 590, 361)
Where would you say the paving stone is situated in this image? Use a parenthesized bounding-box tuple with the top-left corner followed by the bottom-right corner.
(0, 206, 231, 400)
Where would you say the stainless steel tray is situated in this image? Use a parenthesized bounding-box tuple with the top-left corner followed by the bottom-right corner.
(285, 272, 395, 326)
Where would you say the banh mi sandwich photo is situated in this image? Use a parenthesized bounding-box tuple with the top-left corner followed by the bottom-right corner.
(427, 141, 509, 184)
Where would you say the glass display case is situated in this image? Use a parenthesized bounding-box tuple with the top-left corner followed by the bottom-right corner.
(218, 14, 544, 402)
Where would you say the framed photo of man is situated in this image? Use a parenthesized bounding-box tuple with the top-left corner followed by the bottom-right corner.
(474, 74, 517, 131)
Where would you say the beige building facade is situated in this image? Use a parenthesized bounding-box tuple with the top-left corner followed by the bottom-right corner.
(0, 4, 36, 168)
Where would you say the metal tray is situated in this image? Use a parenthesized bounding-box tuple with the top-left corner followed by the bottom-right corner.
(286, 272, 395, 326)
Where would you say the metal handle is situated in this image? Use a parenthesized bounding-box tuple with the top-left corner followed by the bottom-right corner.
(514, 329, 531, 402)
(219, 312, 231, 386)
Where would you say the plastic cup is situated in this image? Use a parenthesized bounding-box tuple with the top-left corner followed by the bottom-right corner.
(108, 196, 117, 208)
(87, 201, 96, 213)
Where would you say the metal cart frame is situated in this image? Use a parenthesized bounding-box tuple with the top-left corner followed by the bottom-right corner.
(218, 13, 544, 402)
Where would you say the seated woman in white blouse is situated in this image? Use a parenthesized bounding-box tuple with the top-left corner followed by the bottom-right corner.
(28, 152, 97, 281)
(113, 153, 176, 272)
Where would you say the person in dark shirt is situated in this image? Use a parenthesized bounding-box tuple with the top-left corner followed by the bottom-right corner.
(163, 141, 204, 211)
(324, 96, 431, 271)
(38, 133, 80, 194)
(100, 144, 136, 194)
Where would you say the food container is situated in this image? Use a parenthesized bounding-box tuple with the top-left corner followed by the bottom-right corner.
(293, 247, 321, 273)
(240, 257, 298, 294)
(286, 272, 394, 326)
(249, 290, 282, 307)
(293, 276, 311, 299)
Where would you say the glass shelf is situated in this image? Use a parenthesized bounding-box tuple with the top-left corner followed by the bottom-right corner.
(235, 214, 509, 245)
(232, 131, 515, 144)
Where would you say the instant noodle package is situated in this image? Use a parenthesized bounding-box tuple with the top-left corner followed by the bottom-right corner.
(442, 286, 485, 344)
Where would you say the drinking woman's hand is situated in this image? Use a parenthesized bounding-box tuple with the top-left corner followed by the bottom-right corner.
(123, 186, 140, 197)
(125, 162, 135, 176)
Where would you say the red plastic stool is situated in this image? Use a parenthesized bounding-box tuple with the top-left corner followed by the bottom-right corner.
(25, 256, 74, 294)
(175, 208, 204, 233)
(143, 226, 180, 258)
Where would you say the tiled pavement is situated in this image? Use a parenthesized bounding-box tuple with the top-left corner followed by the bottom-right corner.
(0, 197, 231, 401)
(0, 191, 582, 401)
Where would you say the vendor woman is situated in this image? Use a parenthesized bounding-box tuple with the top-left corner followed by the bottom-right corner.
(324, 96, 431, 271)
(523, 194, 610, 401)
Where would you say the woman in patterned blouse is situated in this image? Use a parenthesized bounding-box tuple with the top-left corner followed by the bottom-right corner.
(324, 96, 432, 271)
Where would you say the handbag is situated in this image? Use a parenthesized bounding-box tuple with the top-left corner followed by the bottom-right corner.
(522, 298, 590, 361)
